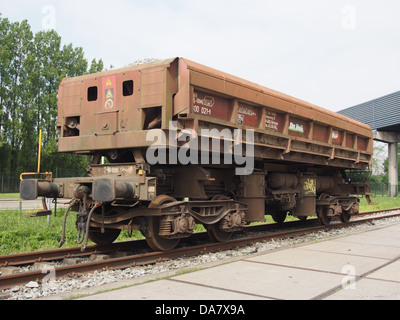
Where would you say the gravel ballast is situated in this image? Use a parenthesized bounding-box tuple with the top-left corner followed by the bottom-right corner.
(2, 214, 400, 300)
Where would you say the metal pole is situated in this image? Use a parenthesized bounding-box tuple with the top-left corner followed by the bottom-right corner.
(388, 142, 398, 197)
(37, 129, 42, 173)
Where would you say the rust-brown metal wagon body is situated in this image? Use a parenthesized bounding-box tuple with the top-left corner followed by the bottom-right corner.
(21, 58, 373, 250)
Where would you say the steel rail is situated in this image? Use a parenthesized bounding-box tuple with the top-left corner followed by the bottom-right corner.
(1, 209, 399, 291)
(0, 218, 310, 267)
(2, 206, 399, 267)
(0, 241, 146, 268)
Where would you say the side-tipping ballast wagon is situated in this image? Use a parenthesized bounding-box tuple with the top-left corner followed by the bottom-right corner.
(20, 58, 374, 251)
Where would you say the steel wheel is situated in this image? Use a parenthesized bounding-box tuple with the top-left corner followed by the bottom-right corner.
(87, 205, 121, 245)
(340, 210, 351, 223)
(145, 195, 180, 251)
(207, 195, 234, 242)
(88, 228, 121, 246)
(207, 223, 233, 242)
(271, 211, 287, 224)
(317, 207, 331, 226)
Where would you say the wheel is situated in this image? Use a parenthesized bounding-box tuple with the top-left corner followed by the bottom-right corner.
(271, 211, 287, 224)
(145, 195, 181, 251)
(340, 210, 351, 223)
(88, 227, 121, 245)
(206, 195, 234, 242)
(317, 207, 331, 226)
(206, 223, 233, 242)
(86, 205, 121, 245)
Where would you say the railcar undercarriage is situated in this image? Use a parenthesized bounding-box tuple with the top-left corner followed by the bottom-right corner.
(20, 162, 371, 251)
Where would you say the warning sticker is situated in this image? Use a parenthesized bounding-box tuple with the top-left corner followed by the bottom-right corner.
(102, 75, 116, 110)
(105, 88, 114, 100)
(105, 78, 113, 87)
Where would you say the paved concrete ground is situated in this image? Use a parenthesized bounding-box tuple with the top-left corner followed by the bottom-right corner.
(0, 199, 43, 211)
(75, 222, 400, 300)
(0, 199, 67, 211)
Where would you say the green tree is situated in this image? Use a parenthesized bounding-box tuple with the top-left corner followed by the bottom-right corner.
(0, 14, 104, 177)
(88, 58, 104, 74)
(0, 14, 12, 172)
(0, 19, 33, 172)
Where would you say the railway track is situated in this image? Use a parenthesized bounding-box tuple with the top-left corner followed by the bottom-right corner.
(1, 208, 399, 291)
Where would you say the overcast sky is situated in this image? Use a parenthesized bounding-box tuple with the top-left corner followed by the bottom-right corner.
(1, 0, 399, 112)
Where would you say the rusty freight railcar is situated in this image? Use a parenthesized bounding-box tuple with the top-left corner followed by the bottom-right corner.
(20, 57, 373, 251)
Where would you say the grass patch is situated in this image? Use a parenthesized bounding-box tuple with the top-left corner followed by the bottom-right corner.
(0, 209, 145, 255)
(0, 209, 77, 255)
(359, 196, 400, 212)
(0, 193, 20, 199)
(0, 196, 399, 256)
